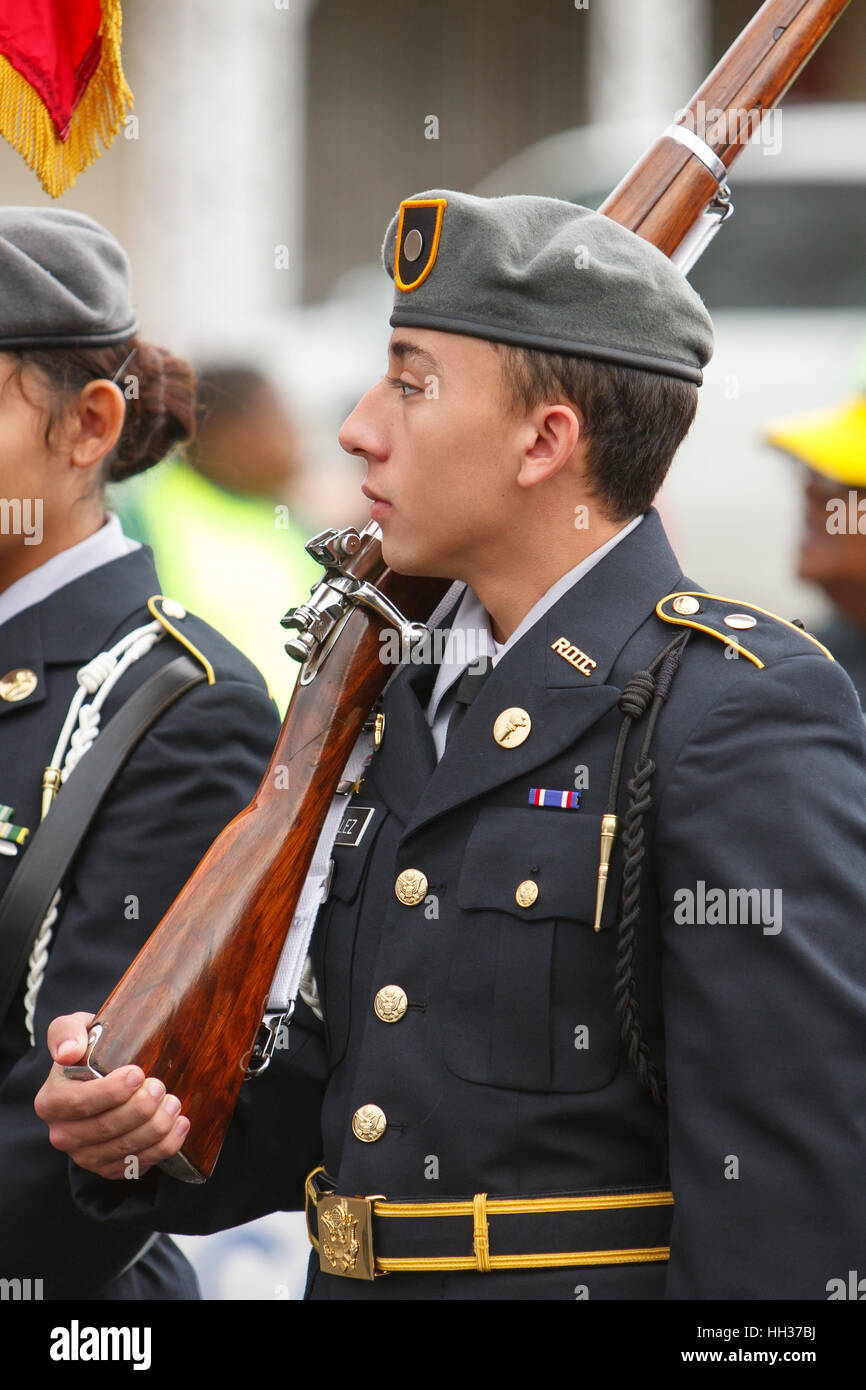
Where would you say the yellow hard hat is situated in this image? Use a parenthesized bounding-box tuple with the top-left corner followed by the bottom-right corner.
(766, 396, 866, 487)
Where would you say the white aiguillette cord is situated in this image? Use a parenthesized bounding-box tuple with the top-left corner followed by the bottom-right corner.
(264, 580, 465, 1022)
(23, 621, 165, 1045)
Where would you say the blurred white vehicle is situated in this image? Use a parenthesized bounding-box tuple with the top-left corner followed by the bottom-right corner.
(474, 102, 866, 623)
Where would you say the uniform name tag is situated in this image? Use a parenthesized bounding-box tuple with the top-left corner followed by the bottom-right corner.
(335, 805, 375, 847)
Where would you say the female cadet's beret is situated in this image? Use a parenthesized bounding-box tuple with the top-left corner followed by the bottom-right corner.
(382, 188, 714, 384)
(0, 206, 138, 349)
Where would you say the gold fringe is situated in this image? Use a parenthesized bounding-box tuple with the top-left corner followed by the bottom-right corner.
(0, 0, 133, 198)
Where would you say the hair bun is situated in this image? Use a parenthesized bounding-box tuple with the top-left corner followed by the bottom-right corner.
(108, 339, 196, 482)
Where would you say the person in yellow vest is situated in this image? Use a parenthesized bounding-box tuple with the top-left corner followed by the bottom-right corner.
(766, 390, 866, 704)
(115, 366, 321, 715)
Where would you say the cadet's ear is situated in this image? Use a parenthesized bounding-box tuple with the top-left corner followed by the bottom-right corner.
(515, 402, 581, 490)
(68, 379, 126, 470)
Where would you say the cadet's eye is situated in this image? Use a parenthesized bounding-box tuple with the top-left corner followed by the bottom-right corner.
(388, 376, 420, 397)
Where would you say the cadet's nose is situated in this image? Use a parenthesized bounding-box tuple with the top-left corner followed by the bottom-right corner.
(338, 382, 390, 463)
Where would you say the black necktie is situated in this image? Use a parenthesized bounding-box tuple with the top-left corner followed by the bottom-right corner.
(445, 656, 493, 746)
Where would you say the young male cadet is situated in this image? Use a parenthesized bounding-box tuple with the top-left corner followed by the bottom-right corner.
(36, 190, 866, 1301)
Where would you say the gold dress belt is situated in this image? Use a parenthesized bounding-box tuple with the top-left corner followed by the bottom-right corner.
(305, 1167, 674, 1281)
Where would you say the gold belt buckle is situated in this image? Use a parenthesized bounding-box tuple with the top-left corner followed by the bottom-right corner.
(317, 1194, 383, 1281)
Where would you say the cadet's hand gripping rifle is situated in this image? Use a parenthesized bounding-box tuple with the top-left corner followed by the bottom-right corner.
(65, 0, 851, 1181)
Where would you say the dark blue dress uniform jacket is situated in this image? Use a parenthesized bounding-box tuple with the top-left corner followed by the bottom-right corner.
(813, 614, 866, 708)
(0, 544, 280, 1299)
(70, 508, 866, 1299)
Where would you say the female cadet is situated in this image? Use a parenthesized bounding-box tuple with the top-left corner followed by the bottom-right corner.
(0, 207, 281, 1298)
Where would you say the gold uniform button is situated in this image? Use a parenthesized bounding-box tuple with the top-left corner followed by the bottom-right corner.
(672, 594, 701, 615)
(352, 1104, 387, 1143)
(0, 668, 38, 702)
(395, 868, 428, 905)
(493, 707, 531, 748)
(374, 985, 408, 1022)
(515, 879, 539, 908)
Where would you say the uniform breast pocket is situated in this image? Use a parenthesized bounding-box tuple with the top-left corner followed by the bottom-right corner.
(311, 804, 386, 1067)
(443, 806, 623, 1093)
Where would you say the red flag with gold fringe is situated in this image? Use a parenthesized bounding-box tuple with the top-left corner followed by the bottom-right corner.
(0, 0, 132, 197)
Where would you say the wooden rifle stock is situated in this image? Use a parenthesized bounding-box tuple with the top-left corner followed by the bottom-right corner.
(68, 0, 851, 1181)
(76, 533, 447, 1180)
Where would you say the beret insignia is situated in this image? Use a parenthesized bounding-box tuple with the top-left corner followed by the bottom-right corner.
(394, 197, 447, 293)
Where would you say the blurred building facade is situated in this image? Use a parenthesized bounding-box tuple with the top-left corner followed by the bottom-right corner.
(0, 1, 861, 335)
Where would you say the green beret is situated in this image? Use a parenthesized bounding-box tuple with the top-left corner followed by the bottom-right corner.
(0, 207, 138, 349)
(382, 189, 713, 384)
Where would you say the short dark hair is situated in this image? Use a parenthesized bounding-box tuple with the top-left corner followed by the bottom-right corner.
(493, 343, 699, 522)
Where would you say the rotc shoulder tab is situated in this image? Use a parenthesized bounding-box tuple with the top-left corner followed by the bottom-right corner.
(656, 591, 834, 670)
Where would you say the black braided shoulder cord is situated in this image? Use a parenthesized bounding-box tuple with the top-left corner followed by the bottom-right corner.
(611, 633, 690, 1108)
(604, 669, 656, 834)
(614, 753, 666, 1107)
(618, 670, 655, 720)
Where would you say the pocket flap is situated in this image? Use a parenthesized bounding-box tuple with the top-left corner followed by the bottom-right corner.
(456, 806, 622, 930)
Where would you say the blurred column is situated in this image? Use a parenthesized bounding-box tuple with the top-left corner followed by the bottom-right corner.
(587, 0, 711, 121)
(123, 0, 315, 349)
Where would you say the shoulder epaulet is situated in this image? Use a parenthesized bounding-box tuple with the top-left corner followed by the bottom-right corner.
(656, 591, 834, 670)
(147, 595, 215, 685)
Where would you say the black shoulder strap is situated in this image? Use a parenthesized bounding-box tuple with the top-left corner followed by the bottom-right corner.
(0, 654, 206, 1027)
